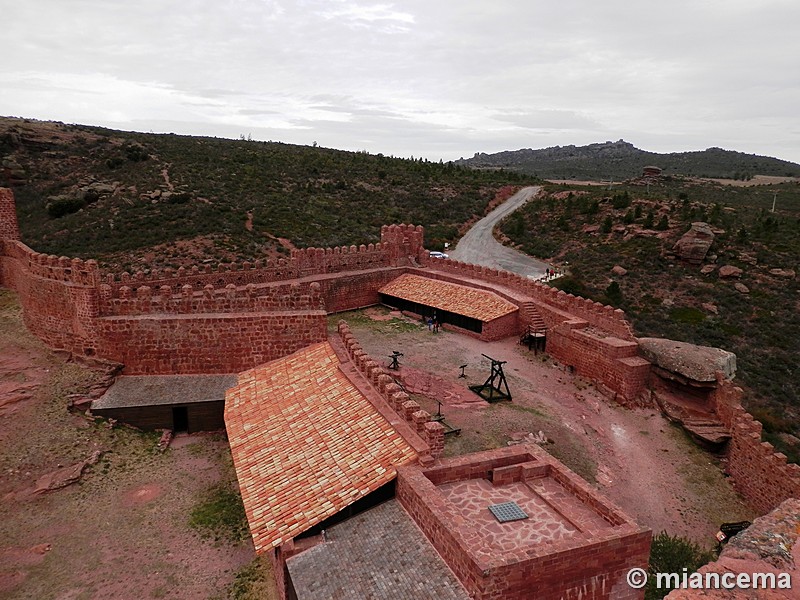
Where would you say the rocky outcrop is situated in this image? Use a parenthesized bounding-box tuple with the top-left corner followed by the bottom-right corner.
(672, 222, 715, 264)
(667, 498, 800, 600)
(638, 337, 736, 383)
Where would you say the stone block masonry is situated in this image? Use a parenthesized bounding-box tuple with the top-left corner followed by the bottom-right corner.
(396, 446, 651, 600)
(0, 188, 20, 241)
(711, 379, 800, 514)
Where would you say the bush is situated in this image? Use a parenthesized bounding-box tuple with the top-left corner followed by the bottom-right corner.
(646, 532, 715, 599)
(601, 215, 613, 233)
(605, 281, 623, 306)
(612, 192, 631, 209)
(669, 306, 706, 324)
(47, 196, 85, 218)
(655, 215, 669, 230)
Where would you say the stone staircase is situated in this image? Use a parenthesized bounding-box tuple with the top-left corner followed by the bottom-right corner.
(520, 301, 546, 332)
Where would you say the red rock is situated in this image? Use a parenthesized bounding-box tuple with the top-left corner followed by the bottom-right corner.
(719, 265, 743, 278)
(673, 222, 714, 264)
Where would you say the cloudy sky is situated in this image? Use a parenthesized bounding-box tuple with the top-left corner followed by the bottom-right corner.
(2, 0, 799, 163)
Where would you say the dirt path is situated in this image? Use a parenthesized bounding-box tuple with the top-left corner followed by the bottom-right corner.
(340, 309, 753, 544)
(449, 186, 550, 278)
(0, 291, 260, 600)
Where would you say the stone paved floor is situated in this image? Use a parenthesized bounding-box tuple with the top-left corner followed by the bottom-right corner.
(438, 477, 609, 552)
(286, 499, 469, 600)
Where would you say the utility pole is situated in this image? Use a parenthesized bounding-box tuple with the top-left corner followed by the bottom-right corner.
(771, 191, 778, 213)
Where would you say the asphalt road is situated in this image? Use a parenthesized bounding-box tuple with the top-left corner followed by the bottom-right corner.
(449, 186, 550, 279)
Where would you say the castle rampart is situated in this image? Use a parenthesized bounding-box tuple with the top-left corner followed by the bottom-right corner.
(711, 379, 800, 513)
(2, 186, 797, 516)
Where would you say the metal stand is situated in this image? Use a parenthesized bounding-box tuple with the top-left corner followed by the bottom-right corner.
(458, 364, 467, 378)
(387, 351, 403, 370)
(431, 400, 462, 436)
(469, 354, 512, 402)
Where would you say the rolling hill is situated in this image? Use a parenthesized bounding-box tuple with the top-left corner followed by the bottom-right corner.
(456, 140, 800, 181)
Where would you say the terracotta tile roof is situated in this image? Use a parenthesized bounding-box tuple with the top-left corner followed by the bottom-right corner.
(380, 274, 518, 322)
(225, 341, 417, 553)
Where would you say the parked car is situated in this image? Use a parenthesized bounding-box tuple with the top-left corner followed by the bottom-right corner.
(429, 251, 449, 259)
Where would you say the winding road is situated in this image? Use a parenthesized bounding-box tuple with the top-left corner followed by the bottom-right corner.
(449, 186, 550, 279)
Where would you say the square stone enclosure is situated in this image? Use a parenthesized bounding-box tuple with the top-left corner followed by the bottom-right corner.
(396, 445, 651, 600)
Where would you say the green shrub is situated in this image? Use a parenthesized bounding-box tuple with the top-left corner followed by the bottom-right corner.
(47, 196, 85, 218)
(612, 192, 631, 209)
(646, 532, 715, 599)
(605, 281, 623, 306)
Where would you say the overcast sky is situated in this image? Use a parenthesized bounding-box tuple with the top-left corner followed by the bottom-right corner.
(2, 0, 799, 163)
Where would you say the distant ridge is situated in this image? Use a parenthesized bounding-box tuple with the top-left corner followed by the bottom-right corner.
(455, 140, 800, 180)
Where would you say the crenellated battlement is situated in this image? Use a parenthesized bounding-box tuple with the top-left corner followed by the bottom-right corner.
(99, 233, 410, 290)
(337, 320, 444, 459)
(711, 379, 800, 513)
(423, 256, 634, 339)
(98, 280, 324, 316)
(2, 240, 100, 286)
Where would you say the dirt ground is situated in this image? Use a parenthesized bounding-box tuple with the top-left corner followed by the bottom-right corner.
(0, 291, 266, 600)
(341, 307, 754, 544)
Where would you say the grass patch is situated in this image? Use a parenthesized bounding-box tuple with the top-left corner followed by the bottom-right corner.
(228, 556, 278, 600)
(189, 483, 249, 543)
(669, 307, 706, 325)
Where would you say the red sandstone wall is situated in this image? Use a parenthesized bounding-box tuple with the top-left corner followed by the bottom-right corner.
(397, 448, 650, 600)
(94, 311, 326, 374)
(0, 188, 20, 241)
(712, 380, 800, 514)
(0, 189, 423, 375)
(481, 310, 520, 341)
(547, 322, 651, 403)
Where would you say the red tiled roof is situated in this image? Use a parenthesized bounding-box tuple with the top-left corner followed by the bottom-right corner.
(380, 274, 518, 322)
(225, 341, 417, 553)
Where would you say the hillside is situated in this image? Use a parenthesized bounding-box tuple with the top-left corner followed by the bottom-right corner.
(456, 140, 800, 181)
(0, 117, 535, 271)
(498, 178, 800, 460)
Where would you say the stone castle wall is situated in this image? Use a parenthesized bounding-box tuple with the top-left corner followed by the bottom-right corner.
(1, 186, 798, 515)
(0, 191, 427, 375)
(336, 321, 445, 460)
(711, 379, 800, 514)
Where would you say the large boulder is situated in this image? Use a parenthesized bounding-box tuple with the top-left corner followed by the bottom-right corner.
(672, 222, 715, 264)
(638, 337, 736, 383)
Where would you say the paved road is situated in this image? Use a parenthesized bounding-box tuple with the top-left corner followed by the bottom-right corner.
(449, 186, 550, 279)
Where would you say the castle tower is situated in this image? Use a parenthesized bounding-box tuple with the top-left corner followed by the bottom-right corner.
(380, 224, 425, 266)
(0, 188, 20, 241)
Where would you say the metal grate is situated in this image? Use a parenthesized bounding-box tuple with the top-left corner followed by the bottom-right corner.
(488, 501, 528, 523)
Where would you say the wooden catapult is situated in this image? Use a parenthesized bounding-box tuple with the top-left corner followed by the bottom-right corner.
(469, 354, 512, 402)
